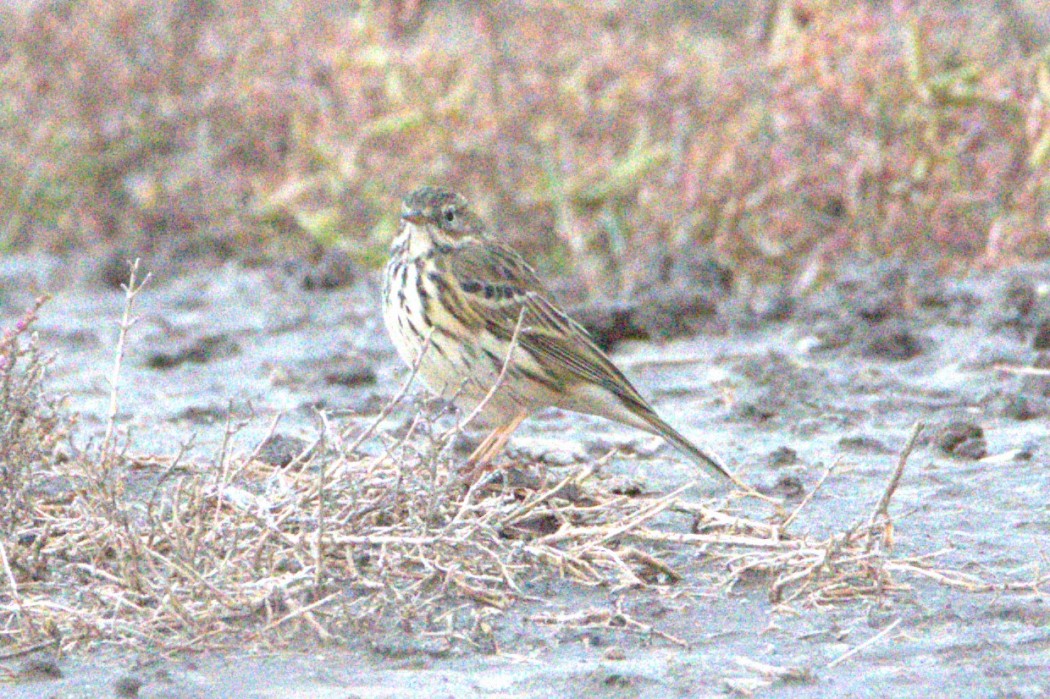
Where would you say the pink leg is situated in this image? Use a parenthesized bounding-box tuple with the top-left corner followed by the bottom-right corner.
(463, 409, 528, 481)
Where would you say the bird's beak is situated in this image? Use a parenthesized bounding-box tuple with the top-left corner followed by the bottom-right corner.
(401, 210, 427, 225)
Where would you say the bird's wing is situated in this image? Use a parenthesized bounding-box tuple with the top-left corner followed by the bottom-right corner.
(434, 238, 653, 413)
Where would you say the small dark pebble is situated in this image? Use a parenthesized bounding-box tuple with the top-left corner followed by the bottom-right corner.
(486, 467, 548, 491)
(257, 434, 312, 467)
(838, 435, 891, 454)
(273, 556, 303, 573)
(603, 673, 633, 688)
(572, 289, 720, 350)
(605, 475, 645, 497)
(1013, 445, 1035, 461)
(350, 392, 387, 414)
(176, 404, 228, 425)
(450, 435, 478, 458)
(147, 334, 241, 369)
(580, 630, 611, 648)
(324, 363, 377, 388)
(773, 475, 806, 498)
(299, 397, 330, 412)
(862, 324, 924, 360)
(768, 446, 799, 468)
(736, 402, 777, 422)
(856, 292, 898, 323)
(1003, 394, 1046, 421)
(114, 675, 143, 698)
(1004, 277, 1036, 319)
(936, 421, 988, 460)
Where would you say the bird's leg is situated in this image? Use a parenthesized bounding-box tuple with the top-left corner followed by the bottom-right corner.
(477, 408, 528, 464)
(466, 426, 504, 467)
(463, 408, 528, 481)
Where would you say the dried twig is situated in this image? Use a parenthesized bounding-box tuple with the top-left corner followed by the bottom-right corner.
(827, 618, 901, 668)
(100, 258, 150, 461)
(868, 422, 924, 530)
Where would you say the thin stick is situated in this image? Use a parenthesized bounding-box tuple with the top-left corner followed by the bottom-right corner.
(869, 422, 924, 528)
(781, 459, 838, 531)
(453, 306, 528, 433)
(540, 482, 692, 549)
(827, 618, 901, 668)
(0, 538, 34, 641)
(733, 656, 811, 681)
(100, 258, 150, 460)
(0, 540, 20, 604)
(674, 500, 780, 537)
(627, 529, 804, 549)
(342, 327, 435, 453)
(262, 591, 342, 632)
(727, 471, 783, 507)
(993, 364, 1050, 376)
(315, 431, 327, 591)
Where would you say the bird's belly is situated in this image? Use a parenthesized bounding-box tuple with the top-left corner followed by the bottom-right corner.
(383, 259, 561, 423)
(384, 262, 501, 410)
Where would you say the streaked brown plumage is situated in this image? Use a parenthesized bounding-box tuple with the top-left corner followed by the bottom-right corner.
(382, 185, 731, 482)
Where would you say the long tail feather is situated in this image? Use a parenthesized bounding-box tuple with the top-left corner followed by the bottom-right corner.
(647, 414, 732, 482)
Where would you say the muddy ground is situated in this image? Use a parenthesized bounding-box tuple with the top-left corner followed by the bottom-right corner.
(0, 252, 1048, 698)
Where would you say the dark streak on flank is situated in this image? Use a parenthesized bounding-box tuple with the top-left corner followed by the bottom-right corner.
(434, 321, 467, 343)
(427, 270, 448, 293)
(430, 336, 449, 359)
(482, 347, 502, 371)
(415, 263, 433, 327)
(403, 310, 423, 341)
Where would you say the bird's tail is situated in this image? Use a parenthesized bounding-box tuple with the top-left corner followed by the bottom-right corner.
(647, 414, 733, 483)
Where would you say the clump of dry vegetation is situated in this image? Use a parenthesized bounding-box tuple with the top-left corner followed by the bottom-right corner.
(0, 296, 64, 537)
(1, 1, 1047, 293)
(1, 282, 1045, 657)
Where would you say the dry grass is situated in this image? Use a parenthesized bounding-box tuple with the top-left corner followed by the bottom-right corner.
(1, 285, 1047, 658)
(1, 1, 1048, 292)
(3, 411, 1044, 656)
(0, 295, 65, 538)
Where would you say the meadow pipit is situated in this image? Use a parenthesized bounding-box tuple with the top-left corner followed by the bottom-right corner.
(382, 185, 732, 482)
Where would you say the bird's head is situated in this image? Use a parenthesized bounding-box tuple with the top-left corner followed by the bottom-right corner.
(398, 186, 485, 252)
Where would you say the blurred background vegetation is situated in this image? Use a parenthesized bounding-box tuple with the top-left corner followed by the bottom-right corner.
(1, 0, 1048, 297)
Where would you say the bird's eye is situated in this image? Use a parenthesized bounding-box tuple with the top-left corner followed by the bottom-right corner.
(443, 208, 456, 224)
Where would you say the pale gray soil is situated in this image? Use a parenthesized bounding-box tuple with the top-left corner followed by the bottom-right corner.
(0, 254, 1047, 698)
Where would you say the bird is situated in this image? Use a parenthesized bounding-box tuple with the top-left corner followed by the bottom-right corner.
(382, 185, 732, 483)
